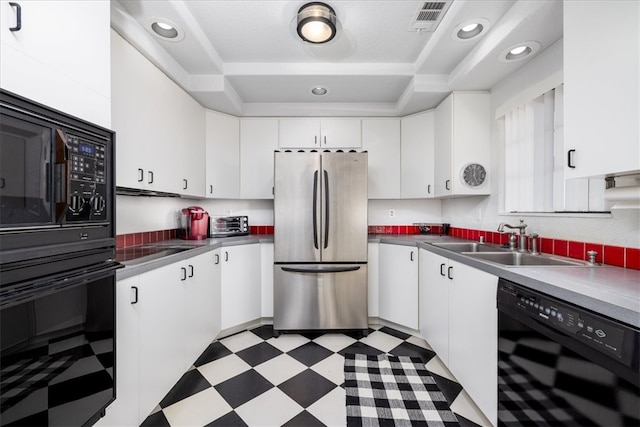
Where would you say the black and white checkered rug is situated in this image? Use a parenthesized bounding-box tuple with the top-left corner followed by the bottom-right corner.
(344, 353, 460, 426)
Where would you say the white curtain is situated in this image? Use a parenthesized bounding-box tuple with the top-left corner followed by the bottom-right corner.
(504, 90, 555, 212)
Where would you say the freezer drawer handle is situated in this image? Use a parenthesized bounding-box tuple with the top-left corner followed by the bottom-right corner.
(281, 266, 361, 274)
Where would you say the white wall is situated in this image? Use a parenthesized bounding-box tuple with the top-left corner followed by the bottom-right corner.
(368, 200, 441, 225)
(442, 39, 640, 248)
(116, 196, 443, 235)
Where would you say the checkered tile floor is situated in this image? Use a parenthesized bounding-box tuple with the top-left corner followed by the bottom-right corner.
(141, 325, 488, 426)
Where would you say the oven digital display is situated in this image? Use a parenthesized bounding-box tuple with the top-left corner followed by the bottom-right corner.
(79, 142, 95, 156)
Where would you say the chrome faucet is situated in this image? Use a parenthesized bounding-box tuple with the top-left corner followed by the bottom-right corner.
(498, 220, 528, 252)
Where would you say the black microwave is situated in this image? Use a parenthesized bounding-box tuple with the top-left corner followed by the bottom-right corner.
(0, 90, 115, 264)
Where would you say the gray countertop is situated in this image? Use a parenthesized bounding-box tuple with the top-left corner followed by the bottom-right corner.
(376, 235, 640, 328)
(115, 233, 640, 328)
(115, 235, 272, 280)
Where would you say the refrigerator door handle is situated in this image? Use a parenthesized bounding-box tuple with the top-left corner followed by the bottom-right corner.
(324, 170, 330, 249)
(313, 170, 319, 249)
(280, 266, 361, 274)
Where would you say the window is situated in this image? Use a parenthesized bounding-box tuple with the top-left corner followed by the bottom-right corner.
(502, 85, 607, 213)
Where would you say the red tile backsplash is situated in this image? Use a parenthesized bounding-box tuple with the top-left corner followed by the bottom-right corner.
(604, 245, 625, 268)
(568, 241, 585, 260)
(117, 225, 639, 270)
(116, 229, 181, 249)
(626, 247, 640, 270)
(553, 239, 568, 257)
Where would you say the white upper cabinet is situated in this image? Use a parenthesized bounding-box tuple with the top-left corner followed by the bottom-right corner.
(362, 119, 401, 199)
(0, 0, 110, 127)
(434, 92, 491, 197)
(564, 1, 639, 178)
(112, 31, 173, 193)
(176, 89, 205, 198)
(401, 111, 435, 198)
(240, 118, 278, 199)
(279, 118, 361, 149)
(112, 31, 205, 196)
(205, 110, 240, 198)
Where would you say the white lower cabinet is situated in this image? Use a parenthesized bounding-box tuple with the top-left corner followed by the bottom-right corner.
(137, 262, 186, 421)
(184, 251, 219, 368)
(110, 251, 220, 426)
(220, 244, 261, 330)
(419, 248, 498, 426)
(260, 243, 274, 318)
(448, 258, 497, 426)
(419, 250, 450, 362)
(368, 243, 379, 318)
(378, 244, 418, 330)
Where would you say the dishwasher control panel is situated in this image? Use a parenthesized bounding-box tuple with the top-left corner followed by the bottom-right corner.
(498, 281, 635, 365)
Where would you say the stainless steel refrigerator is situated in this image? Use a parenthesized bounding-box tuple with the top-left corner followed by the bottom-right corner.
(273, 150, 368, 335)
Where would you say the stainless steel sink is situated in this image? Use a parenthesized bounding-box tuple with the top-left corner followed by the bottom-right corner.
(431, 242, 508, 253)
(464, 251, 594, 267)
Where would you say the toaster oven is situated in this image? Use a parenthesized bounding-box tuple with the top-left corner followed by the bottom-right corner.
(210, 215, 249, 237)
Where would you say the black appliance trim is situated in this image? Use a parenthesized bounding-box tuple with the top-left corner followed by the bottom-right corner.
(0, 261, 122, 309)
(0, 88, 116, 251)
(497, 279, 640, 387)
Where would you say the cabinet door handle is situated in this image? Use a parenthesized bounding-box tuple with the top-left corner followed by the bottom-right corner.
(148, 170, 154, 184)
(188, 264, 194, 278)
(440, 263, 446, 276)
(445, 180, 451, 191)
(209, 184, 213, 194)
(131, 286, 138, 304)
(225, 251, 229, 262)
(447, 266, 453, 280)
(427, 184, 431, 194)
(137, 168, 144, 182)
(9, 2, 21, 31)
(183, 179, 188, 190)
(215, 253, 220, 264)
(410, 251, 414, 262)
(323, 136, 327, 145)
(567, 149, 576, 169)
(181, 267, 187, 281)
(314, 136, 318, 145)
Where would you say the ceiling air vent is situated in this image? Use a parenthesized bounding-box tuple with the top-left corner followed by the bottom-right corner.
(408, 1, 452, 32)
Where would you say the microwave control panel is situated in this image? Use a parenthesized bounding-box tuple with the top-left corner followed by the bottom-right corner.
(64, 132, 108, 222)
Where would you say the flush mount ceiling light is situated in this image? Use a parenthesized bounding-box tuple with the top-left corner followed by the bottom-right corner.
(499, 41, 541, 62)
(296, 2, 338, 44)
(309, 86, 329, 96)
(145, 17, 184, 42)
(451, 18, 491, 42)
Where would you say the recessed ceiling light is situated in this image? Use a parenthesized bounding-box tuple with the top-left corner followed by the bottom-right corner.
(144, 17, 184, 42)
(452, 18, 490, 42)
(310, 86, 329, 96)
(499, 41, 541, 62)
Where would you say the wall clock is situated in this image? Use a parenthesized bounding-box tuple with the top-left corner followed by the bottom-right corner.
(461, 163, 487, 187)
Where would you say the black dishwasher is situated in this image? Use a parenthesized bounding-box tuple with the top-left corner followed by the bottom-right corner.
(497, 278, 639, 426)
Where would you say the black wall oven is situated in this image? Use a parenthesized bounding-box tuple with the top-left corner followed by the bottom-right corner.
(497, 279, 640, 426)
(1, 89, 118, 426)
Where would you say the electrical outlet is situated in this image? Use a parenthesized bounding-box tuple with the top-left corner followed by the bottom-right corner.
(226, 209, 232, 216)
(389, 209, 395, 218)
(475, 208, 482, 221)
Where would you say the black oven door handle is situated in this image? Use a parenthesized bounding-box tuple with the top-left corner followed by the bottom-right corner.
(54, 129, 70, 222)
(0, 262, 123, 308)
